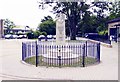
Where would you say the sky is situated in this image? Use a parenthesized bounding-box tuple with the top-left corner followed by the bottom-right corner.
(0, 0, 55, 29)
(0, 0, 117, 29)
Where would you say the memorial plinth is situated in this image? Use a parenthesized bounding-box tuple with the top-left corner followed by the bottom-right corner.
(43, 13, 80, 65)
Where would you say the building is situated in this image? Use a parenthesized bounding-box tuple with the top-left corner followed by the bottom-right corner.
(1, 19, 31, 39)
(108, 17, 120, 42)
(0, 19, 4, 38)
(4, 25, 31, 35)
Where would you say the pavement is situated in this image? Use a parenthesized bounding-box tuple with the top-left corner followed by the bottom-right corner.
(0, 39, 118, 80)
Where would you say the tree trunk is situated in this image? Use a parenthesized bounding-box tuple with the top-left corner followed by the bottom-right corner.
(68, 22, 76, 40)
(70, 3, 77, 40)
(70, 17, 77, 40)
(66, 2, 77, 40)
(7, 28, 10, 34)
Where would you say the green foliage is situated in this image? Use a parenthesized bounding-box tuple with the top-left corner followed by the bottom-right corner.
(26, 32, 34, 39)
(4, 19, 16, 34)
(53, 2, 91, 40)
(41, 32, 47, 36)
(108, 1, 120, 20)
(33, 30, 41, 38)
(38, 1, 120, 39)
(25, 56, 97, 67)
(79, 13, 97, 34)
(41, 16, 53, 22)
(39, 2, 111, 39)
(4, 19, 16, 28)
(26, 30, 47, 39)
(37, 17, 56, 35)
(98, 30, 108, 36)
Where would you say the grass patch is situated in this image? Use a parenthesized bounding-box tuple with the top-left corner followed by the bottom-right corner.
(37, 40, 85, 43)
(66, 40, 85, 42)
(24, 56, 98, 67)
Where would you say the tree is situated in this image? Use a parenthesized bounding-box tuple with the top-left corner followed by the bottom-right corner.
(37, 16, 56, 35)
(38, 1, 116, 39)
(39, 2, 91, 40)
(79, 12, 97, 34)
(4, 19, 16, 34)
(26, 30, 41, 39)
(33, 30, 41, 38)
(108, 1, 120, 20)
(91, 2, 111, 32)
(41, 15, 53, 22)
(54, 2, 92, 40)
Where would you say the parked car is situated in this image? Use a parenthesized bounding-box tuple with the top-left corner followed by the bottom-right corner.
(5, 34, 19, 39)
(47, 35, 53, 39)
(52, 35, 56, 39)
(12, 35, 18, 39)
(17, 35, 23, 39)
(85, 33, 100, 40)
(38, 35, 46, 41)
(17, 35, 27, 39)
(22, 35, 27, 38)
(4, 34, 13, 39)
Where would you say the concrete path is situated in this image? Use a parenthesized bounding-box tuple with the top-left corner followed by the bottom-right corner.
(0, 39, 118, 80)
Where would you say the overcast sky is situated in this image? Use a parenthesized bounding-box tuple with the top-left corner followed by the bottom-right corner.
(0, 0, 55, 29)
(0, 0, 117, 29)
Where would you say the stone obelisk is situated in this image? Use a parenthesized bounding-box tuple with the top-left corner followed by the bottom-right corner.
(56, 12, 66, 45)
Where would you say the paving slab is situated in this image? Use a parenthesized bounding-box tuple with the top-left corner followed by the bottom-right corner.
(0, 39, 118, 80)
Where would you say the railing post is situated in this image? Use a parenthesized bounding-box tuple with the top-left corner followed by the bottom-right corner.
(58, 56, 61, 68)
(82, 44, 85, 67)
(58, 49, 61, 68)
(97, 42, 100, 63)
(85, 41, 87, 56)
(35, 41, 38, 67)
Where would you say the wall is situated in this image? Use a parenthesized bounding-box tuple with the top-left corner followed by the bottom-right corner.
(0, 19, 4, 38)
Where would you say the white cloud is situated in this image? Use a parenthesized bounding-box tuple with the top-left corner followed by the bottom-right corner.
(1, 0, 116, 29)
(0, 0, 55, 29)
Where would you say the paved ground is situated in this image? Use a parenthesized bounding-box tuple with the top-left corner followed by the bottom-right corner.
(0, 39, 118, 80)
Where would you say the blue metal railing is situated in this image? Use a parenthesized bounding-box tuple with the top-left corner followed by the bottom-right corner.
(22, 41, 100, 67)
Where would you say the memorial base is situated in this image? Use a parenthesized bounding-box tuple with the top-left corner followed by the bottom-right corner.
(43, 48, 80, 65)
